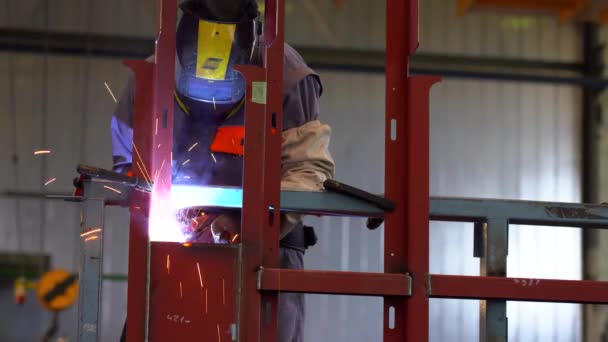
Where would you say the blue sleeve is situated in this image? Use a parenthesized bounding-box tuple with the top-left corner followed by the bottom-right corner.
(111, 72, 135, 172)
(111, 116, 133, 172)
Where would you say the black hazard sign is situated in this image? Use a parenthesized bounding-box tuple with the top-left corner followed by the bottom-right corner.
(36, 269, 79, 311)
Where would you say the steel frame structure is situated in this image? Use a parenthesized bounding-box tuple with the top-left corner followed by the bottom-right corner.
(70, 0, 608, 341)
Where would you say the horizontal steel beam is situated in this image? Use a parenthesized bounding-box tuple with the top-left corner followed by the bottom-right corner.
(429, 274, 608, 304)
(7, 189, 608, 227)
(170, 185, 385, 217)
(258, 268, 411, 296)
(0, 28, 152, 58)
(430, 197, 608, 228)
(1, 28, 604, 87)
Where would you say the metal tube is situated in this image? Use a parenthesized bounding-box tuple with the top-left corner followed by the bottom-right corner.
(77, 180, 106, 341)
(480, 219, 509, 342)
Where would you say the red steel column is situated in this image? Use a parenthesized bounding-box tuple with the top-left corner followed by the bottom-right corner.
(384, 0, 439, 341)
(238, 0, 284, 341)
(126, 0, 176, 340)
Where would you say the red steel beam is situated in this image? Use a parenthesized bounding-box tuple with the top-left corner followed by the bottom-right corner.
(430, 274, 608, 304)
(238, 0, 284, 340)
(385, 0, 440, 341)
(258, 268, 411, 297)
(383, 0, 418, 340)
(124, 60, 153, 342)
(126, 0, 176, 340)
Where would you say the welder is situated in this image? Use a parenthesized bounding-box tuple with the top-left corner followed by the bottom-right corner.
(110, 0, 335, 341)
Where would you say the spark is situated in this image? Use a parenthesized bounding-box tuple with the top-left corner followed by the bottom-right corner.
(217, 324, 221, 342)
(180, 281, 183, 299)
(166, 254, 170, 275)
(231, 234, 239, 243)
(132, 144, 153, 184)
(182, 159, 191, 166)
(34, 150, 51, 155)
(84, 235, 99, 242)
(183, 242, 192, 247)
(44, 178, 56, 186)
(205, 288, 208, 314)
(222, 278, 225, 305)
(81, 228, 102, 237)
(103, 185, 122, 194)
(196, 262, 203, 288)
(155, 118, 159, 135)
(212, 97, 216, 111)
(135, 161, 153, 185)
(154, 159, 167, 186)
(211, 153, 217, 164)
(157, 144, 162, 148)
(104, 82, 118, 103)
(188, 142, 199, 152)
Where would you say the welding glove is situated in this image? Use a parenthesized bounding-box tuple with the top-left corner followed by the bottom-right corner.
(210, 213, 241, 244)
(279, 120, 335, 238)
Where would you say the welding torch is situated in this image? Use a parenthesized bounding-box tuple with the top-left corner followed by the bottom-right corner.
(76, 164, 152, 193)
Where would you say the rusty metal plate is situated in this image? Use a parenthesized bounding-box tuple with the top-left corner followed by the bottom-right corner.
(149, 242, 239, 341)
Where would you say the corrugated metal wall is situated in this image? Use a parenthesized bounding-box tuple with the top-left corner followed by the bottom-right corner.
(0, 0, 583, 341)
(0, 1, 154, 340)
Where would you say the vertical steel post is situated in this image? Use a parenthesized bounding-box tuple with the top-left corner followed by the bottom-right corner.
(479, 218, 508, 342)
(385, 0, 439, 341)
(77, 179, 105, 341)
(125, 0, 176, 340)
(238, 0, 284, 340)
(581, 22, 604, 342)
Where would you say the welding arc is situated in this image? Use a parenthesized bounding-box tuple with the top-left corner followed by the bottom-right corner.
(43, 273, 78, 303)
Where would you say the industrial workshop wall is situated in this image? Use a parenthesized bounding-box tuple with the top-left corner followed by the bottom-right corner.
(0, 1, 154, 341)
(0, 0, 583, 341)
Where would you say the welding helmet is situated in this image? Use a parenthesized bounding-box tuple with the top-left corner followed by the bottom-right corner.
(176, 0, 260, 104)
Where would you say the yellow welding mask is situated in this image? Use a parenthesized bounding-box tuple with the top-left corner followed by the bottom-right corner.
(176, 0, 260, 105)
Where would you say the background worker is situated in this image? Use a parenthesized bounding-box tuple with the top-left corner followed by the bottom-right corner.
(110, 0, 335, 341)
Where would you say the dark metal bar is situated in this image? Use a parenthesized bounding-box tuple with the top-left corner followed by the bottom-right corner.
(429, 274, 608, 304)
(484, 219, 508, 277)
(2, 28, 605, 87)
(412, 67, 608, 88)
(480, 219, 509, 342)
(581, 23, 604, 204)
(480, 300, 507, 342)
(430, 197, 608, 228)
(0, 28, 153, 58)
(296, 46, 584, 73)
(581, 22, 604, 342)
(258, 268, 411, 296)
(0, 29, 583, 72)
(77, 180, 105, 341)
(77, 164, 151, 192)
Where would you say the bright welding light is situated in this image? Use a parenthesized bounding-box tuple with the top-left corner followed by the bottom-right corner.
(170, 185, 242, 211)
(149, 184, 242, 242)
